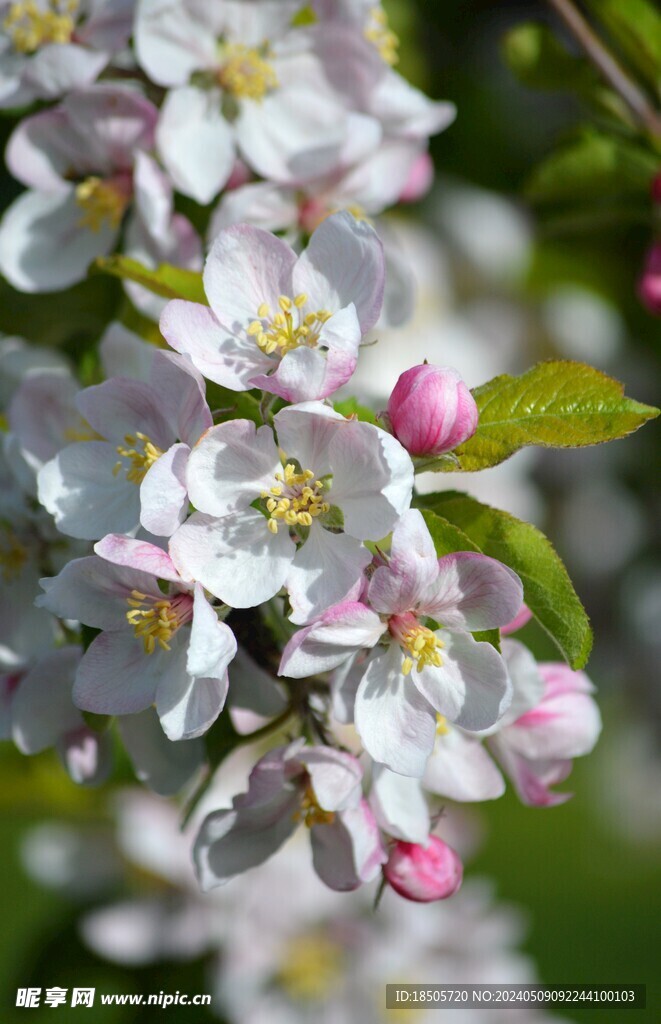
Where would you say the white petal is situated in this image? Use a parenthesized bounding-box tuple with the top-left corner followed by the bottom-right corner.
(370, 763, 430, 843)
(354, 646, 437, 777)
(135, 0, 219, 86)
(74, 631, 170, 715)
(187, 585, 237, 680)
(12, 647, 82, 753)
(286, 523, 372, 625)
(368, 508, 439, 615)
(37, 554, 163, 630)
(423, 728, 505, 802)
(310, 799, 385, 890)
(155, 648, 229, 741)
(279, 601, 385, 679)
(169, 510, 294, 608)
(140, 443, 190, 537)
(156, 86, 235, 204)
(118, 708, 204, 795)
(420, 553, 524, 631)
(273, 400, 344, 478)
(23, 43, 107, 99)
(297, 746, 362, 811)
(210, 181, 298, 235)
(186, 420, 280, 517)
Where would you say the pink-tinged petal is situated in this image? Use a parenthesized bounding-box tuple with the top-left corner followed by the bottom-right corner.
(297, 746, 363, 812)
(135, 0, 219, 86)
(501, 603, 533, 636)
(204, 221, 296, 331)
(489, 738, 574, 807)
(156, 86, 235, 204)
(250, 341, 358, 403)
(187, 585, 237, 680)
(286, 523, 372, 625)
(369, 70, 457, 141)
(186, 420, 280, 517)
(423, 727, 505, 803)
(94, 535, 183, 584)
(384, 836, 463, 903)
(161, 300, 271, 391)
(62, 86, 157, 172)
(23, 43, 107, 100)
(73, 630, 171, 715)
(0, 189, 117, 293)
(148, 350, 212, 447)
(58, 728, 112, 786)
(76, 376, 174, 448)
(273, 400, 344, 478)
(79, 0, 135, 51)
(310, 799, 386, 890)
(279, 601, 385, 679)
(505, 664, 602, 761)
(210, 181, 299, 236)
(9, 371, 81, 464)
(11, 646, 82, 753)
(368, 508, 439, 615)
(37, 442, 140, 539)
(413, 630, 512, 732)
(118, 709, 205, 796)
(354, 646, 437, 777)
(6, 108, 82, 190)
(331, 650, 373, 724)
(169, 510, 294, 608)
(328, 420, 413, 541)
(499, 638, 545, 724)
(293, 211, 385, 332)
(370, 763, 430, 843)
(333, 139, 423, 214)
(139, 443, 190, 537)
(419, 552, 524, 632)
(37, 555, 162, 630)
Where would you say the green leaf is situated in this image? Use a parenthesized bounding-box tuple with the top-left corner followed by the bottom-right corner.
(503, 22, 598, 94)
(93, 256, 206, 304)
(333, 397, 378, 424)
(585, 0, 661, 96)
(526, 130, 658, 205)
(419, 508, 479, 555)
(418, 492, 592, 669)
(472, 629, 501, 652)
(205, 381, 262, 426)
(446, 361, 658, 472)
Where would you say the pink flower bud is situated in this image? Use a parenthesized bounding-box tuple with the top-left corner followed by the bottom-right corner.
(501, 603, 533, 636)
(638, 243, 661, 315)
(399, 152, 434, 203)
(384, 836, 463, 902)
(387, 364, 478, 456)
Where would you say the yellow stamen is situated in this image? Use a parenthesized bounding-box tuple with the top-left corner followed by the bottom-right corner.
(251, 292, 332, 357)
(264, 463, 329, 533)
(292, 784, 335, 828)
(277, 932, 344, 1002)
(436, 714, 450, 736)
(63, 417, 102, 443)
(0, 528, 28, 582)
(4, 0, 77, 54)
(113, 431, 163, 485)
(364, 5, 399, 65)
(217, 42, 278, 101)
(400, 623, 443, 673)
(75, 176, 130, 233)
(125, 590, 193, 654)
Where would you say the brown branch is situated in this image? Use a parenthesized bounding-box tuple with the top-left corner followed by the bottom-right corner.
(546, 0, 661, 138)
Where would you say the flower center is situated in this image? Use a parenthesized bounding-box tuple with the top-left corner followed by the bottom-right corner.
(389, 612, 444, 675)
(217, 43, 278, 100)
(4, 0, 77, 54)
(113, 432, 164, 485)
(277, 932, 344, 1002)
(261, 463, 330, 535)
(293, 784, 335, 829)
(436, 713, 450, 736)
(0, 528, 28, 582)
(125, 590, 194, 654)
(75, 175, 131, 233)
(248, 294, 332, 357)
(364, 6, 399, 65)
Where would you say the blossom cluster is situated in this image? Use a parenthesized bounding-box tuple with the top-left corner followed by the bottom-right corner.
(0, 0, 611, 908)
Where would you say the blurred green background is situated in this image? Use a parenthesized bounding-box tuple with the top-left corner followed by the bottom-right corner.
(0, 1, 659, 1020)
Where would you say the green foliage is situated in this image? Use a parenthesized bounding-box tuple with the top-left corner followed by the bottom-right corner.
(0, 275, 121, 350)
(428, 361, 660, 472)
(333, 397, 378, 424)
(419, 508, 479, 555)
(527, 130, 658, 205)
(585, 0, 661, 97)
(205, 381, 262, 426)
(93, 255, 206, 304)
(416, 492, 592, 670)
(503, 22, 598, 94)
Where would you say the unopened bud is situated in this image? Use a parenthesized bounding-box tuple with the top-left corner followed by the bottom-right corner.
(384, 836, 463, 902)
(387, 364, 478, 456)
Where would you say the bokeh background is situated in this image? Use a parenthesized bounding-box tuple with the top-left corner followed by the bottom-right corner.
(0, 1, 659, 1020)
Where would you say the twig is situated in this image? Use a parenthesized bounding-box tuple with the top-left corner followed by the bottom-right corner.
(546, 0, 661, 138)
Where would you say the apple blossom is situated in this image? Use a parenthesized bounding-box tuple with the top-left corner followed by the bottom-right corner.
(384, 836, 463, 903)
(169, 400, 413, 621)
(38, 348, 212, 539)
(387, 363, 479, 457)
(37, 535, 237, 740)
(161, 211, 385, 403)
(280, 509, 522, 776)
(194, 741, 386, 892)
